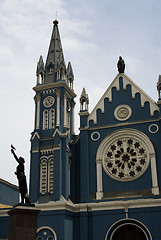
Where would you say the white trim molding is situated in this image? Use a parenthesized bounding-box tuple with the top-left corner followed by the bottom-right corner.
(36, 94, 41, 129)
(96, 128, 159, 200)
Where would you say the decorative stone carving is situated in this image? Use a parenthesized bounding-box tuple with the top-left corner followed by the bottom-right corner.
(114, 105, 132, 121)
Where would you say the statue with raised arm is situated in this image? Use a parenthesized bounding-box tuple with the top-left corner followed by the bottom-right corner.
(11, 145, 31, 204)
(117, 56, 125, 73)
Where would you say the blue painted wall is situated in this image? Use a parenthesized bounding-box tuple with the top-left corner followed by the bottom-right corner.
(0, 179, 19, 206)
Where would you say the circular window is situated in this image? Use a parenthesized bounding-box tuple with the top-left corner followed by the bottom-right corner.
(37, 227, 56, 240)
(114, 105, 132, 121)
(103, 136, 148, 181)
(100, 129, 152, 182)
(91, 132, 100, 141)
(148, 124, 159, 134)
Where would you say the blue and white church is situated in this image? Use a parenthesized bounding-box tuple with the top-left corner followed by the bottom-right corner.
(1, 20, 161, 240)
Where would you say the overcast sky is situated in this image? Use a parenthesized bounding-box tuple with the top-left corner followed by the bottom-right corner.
(0, 0, 161, 186)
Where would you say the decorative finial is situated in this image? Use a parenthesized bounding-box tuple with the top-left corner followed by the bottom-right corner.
(53, 11, 58, 25)
(53, 19, 59, 25)
(117, 56, 125, 73)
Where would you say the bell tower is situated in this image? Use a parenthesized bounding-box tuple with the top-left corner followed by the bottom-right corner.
(29, 20, 76, 203)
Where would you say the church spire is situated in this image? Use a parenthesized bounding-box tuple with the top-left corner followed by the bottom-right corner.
(44, 20, 66, 84)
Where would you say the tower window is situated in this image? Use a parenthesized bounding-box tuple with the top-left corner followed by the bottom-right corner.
(48, 158, 54, 194)
(43, 110, 48, 130)
(49, 109, 55, 129)
(48, 66, 53, 74)
(43, 109, 55, 130)
(40, 159, 47, 195)
(60, 68, 64, 80)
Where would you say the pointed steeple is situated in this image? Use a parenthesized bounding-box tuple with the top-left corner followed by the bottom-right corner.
(80, 88, 89, 111)
(36, 55, 45, 84)
(67, 62, 74, 89)
(44, 20, 67, 84)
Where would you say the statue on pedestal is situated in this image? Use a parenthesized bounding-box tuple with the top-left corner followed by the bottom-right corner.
(11, 145, 31, 204)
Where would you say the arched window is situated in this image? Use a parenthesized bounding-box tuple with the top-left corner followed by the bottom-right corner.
(43, 110, 48, 130)
(112, 224, 147, 240)
(49, 66, 53, 74)
(40, 159, 47, 195)
(68, 77, 73, 89)
(60, 67, 64, 80)
(105, 218, 152, 240)
(96, 128, 159, 200)
(49, 109, 55, 129)
(48, 158, 54, 194)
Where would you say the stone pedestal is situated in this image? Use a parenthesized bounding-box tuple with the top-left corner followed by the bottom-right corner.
(8, 205, 40, 240)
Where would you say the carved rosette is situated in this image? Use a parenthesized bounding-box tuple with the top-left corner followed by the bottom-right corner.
(114, 105, 132, 121)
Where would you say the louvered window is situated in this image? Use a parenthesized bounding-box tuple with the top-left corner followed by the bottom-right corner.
(43, 110, 48, 130)
(40, 160, 47, 194)
(49, 109, 55, 129)
(48, 158, 54, 194)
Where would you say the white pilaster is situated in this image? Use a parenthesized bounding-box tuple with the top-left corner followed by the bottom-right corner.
(72, 102, 75, 134)
(64, 93, 67, 127)
(36, 94, 41, 129)
(151, 154, 159, 195)
(56, 90, 60, 126)
(96, 160, 103, 200)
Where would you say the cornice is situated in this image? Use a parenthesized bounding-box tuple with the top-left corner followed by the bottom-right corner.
(80, 118, 161, 131)
(33, 82, 77, 98)
(34, 198, 161, 213)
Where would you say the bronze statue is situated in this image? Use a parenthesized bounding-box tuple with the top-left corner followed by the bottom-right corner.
(117, 56, 125, 73)
(11, 145, 31, 204)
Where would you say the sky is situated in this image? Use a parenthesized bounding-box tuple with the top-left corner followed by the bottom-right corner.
(0, 0, 161, 186)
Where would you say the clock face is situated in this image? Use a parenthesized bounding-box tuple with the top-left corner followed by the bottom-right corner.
(103, 137, 148, 182)
(43, 96, 55, 107)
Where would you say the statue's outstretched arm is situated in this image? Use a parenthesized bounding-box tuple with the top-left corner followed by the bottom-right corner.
(11, 149, 19, 163)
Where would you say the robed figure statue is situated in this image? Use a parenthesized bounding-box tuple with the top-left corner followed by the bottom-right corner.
(117, 56, 125, 73)
(11, 145, 31, 204)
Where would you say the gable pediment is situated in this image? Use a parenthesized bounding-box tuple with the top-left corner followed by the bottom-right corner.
(88, 73, 159, 124)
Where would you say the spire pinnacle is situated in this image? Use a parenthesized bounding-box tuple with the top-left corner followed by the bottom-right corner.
(44, 20, 66, 84)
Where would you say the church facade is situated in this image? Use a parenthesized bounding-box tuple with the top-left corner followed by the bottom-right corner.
(30, 20, 161, 240)
(1, 20, 161, 240)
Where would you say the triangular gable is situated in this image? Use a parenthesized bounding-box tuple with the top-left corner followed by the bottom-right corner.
(88, 73, 159, 124)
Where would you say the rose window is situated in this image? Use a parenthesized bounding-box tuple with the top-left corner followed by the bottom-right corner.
(104, 137, 148, 181)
